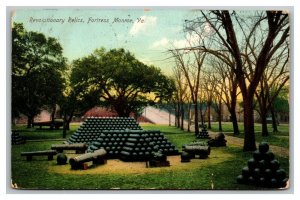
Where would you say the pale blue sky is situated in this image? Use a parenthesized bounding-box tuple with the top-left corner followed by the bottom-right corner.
(12, 9, 197, 74)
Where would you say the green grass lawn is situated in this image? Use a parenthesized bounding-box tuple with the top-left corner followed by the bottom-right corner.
(11, 123, 289, 190)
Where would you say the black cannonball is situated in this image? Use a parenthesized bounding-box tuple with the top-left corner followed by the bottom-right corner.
(57, 153, 67, 165)
(265, 152, 275, 162)
(253, 168, 261, 177)
(242, 167, 251, 178)
(248, 176, 255, 185)
(259, 159, 266, 170)
(276, 169, 287, 180)
(181, 151, 190, 162)
(270, 178, 278, 187)
(270, 159, 280, 171)
(236, 175, 245, 184)
(259, 142, 269, 154)
(248, 158, 257, 170)
(265, 168, 273, 178)
(258, 177, 266, 186)
(253, 150, 263, 161)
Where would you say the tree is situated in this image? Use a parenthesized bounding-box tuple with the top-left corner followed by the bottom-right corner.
(12, 23, 66, 128)
(172, 65, 189, 130)
(170, 47, 206, 136)
(71, 48, 175, 117)
(209, 55, 241, 135)
(184, 11, 289, 151)
(254, 42, 289, 136)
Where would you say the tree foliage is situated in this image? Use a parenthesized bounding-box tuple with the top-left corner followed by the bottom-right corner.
(12, 23, 66, 127)
(70, 48, 175, 117)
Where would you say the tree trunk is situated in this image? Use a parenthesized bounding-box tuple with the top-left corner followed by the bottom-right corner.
(50, 104, 56, 130)
(270, 106, 278, 133)
(27, 116, 33, 128)
(66, 113, 73, 131)
(62, 113, 67, 138)
(207, 102, 211, 129)
(230, 110, 240, 135)
(243, 97, 257, 151)
(187, 103, 191, 132)
(260, 107, 269, 136)
(180, 103, 184, 130)
(176, 102, 180, 128)
(194, 103, 199, 135)
(218, 100, 222, 131)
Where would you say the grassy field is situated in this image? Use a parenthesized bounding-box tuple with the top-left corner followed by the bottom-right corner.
(10, 123, 289, 190)
(209, 122, 289, 148)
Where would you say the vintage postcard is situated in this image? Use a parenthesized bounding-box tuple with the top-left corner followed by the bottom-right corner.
(10, 8, 290, 190)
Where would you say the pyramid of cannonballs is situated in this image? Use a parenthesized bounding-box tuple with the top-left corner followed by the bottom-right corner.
(67, 117, 142, 145)
(11, 131, 26, 145)
(196, 126, 210, 139)
(67, 117, 179, 161)
(88, 130, 179, 161)
(236, 142, 288, 188)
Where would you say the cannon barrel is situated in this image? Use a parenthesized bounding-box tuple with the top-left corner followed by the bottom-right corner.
(69, 149, 107, 167)
(184, 145, 211, 155)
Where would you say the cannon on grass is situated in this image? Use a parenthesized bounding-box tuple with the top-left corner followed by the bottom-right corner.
(207, 132, 227, 147)
(69, 149, 107, 170)
(182, 145, 210, 159)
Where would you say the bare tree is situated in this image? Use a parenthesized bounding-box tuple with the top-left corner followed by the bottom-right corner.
(184, 10, 289, 151)
(170, 46, 206, 135)
(253, 42, 289, 136)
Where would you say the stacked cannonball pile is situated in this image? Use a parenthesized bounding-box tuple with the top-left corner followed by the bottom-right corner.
(196, 126, 210, 139)
(236, 142, 288, 188)
(88, 130, 179, 161)
(67, 117, 142, 145)
(207, 132, 227, 147)
(119, 133, 154, 161)
(11, 131, 26, 145)
(88, 130, 128, 159)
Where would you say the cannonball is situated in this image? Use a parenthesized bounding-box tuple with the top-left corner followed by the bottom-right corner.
(242, 167, 251, 178)
(270, 178, 278, 187)
(236, 175, 246, 184)
(181, 151, 191, 162)
(265, 168, 273, 178)
(270, 159, 280, 171)
(258, 177, 266, 186)
(253, 168, 261, 178)
(276, 169, 287, 180)
(248, 158, 257, 170)
(248, 176, 255, 185)
(265, 152, 275, 162)
(259, 142, 269, 154)
(57, 153, 67, 165)
(253, 150, 263, 161)
(258, 160, 266, 170)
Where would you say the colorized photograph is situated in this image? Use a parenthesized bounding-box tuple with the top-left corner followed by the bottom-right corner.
(10, 8, 290, 190)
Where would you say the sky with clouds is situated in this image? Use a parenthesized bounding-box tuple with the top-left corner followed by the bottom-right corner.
(12, 9, 200, 74)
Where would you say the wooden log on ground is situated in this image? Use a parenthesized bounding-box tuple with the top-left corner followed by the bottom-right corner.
(69, 149, 107, 170)
(51, 143, 87, 154)
(21, 150, 57, 161)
